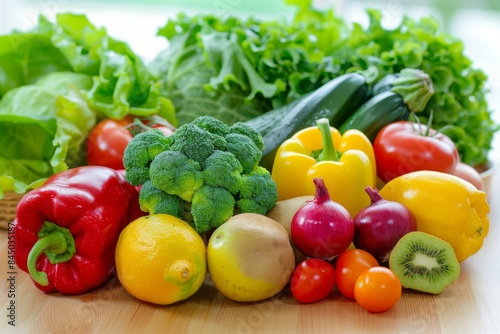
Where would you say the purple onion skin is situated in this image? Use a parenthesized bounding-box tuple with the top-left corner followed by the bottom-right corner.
(353, 186, 417, 263)
(291, 178, 354, 259)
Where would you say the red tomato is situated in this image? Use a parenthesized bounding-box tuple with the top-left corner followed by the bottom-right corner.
(86, 117, 133, 170)
(151, 124, 175, 137)
(374, 121, 459, 183)
(290, 258, 336, 304)
(354, 266, 402, 313)
(335, 249, 379, 299)
(452, 161, 484, 190)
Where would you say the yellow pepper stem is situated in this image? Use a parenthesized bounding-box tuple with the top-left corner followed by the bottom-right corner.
(315, 118, 340, 162)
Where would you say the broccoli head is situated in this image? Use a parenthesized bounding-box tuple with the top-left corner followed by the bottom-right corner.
(237, 166, 278, 215)
(191, 185, 235, 234)
(123, 129, 172, 186)
(229, 122, 265, 152)
(128, 115, 274, 236)
(149, 150, 204, 201)
(203, 150, 243, 194)
(139, 180, 184, 217)
(225, 133, 262, 174)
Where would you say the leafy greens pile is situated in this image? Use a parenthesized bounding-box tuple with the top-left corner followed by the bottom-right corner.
(151, 0, 498, 166)
(0, 13, 174, 197)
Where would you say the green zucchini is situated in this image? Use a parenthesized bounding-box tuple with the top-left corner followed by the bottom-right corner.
(339, 68, 434, 141)
(245, 72, 369, 170)
(338, 91, 409, 141)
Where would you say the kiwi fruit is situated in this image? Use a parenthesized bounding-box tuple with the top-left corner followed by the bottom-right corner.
(207, 213, 296, 302)
(389, 231, 460, 294)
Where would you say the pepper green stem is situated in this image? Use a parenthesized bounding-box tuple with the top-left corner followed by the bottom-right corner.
(27, 222, 76, 286)
(315, 118, 340, 162)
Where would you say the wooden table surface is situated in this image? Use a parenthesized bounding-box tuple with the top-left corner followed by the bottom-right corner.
(1, 159, 499, 334)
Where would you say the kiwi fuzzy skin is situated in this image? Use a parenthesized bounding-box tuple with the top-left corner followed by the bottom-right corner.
(389, 231, 460, 294)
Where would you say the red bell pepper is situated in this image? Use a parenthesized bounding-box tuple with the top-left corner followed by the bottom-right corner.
(14, 166, 144, 294)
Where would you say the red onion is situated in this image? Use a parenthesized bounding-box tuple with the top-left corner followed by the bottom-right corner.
(353, 186, 417, 263)
(291, 178, 354, 259)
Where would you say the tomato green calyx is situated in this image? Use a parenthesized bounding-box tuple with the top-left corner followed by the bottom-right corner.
(315, 118, 340, 162)
(411, 110, 454, 138)
(27, 222, 76, 286)
(125, 116, 177, 136)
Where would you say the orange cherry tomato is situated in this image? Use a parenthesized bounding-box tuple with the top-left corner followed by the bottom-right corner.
(335, 249, 379, 299)
(354, 266, 402, 313)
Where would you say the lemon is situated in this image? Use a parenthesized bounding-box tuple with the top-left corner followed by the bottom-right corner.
(115, 214, 207, 305)
(207, 213, 295, 302)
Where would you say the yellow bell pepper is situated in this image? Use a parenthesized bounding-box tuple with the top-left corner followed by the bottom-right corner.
(271, 118, 376, 216)
(379, 170, 489, 262)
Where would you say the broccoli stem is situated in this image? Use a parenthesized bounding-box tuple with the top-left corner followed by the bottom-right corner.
(315, 118, 340, 162)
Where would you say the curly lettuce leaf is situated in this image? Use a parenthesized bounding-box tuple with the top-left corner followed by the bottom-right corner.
(329, 9, 498, 165)
(152, 9, 345, 125)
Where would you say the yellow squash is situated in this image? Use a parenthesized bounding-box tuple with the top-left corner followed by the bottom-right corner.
(380, 170, 489, 262)
(271, 118, 376, 217)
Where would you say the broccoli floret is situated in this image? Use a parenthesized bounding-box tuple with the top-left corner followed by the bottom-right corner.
(225, 133, 262, 174)
(229, 122, 265, 152)
(149, 150, 204, 201)
(192, 115, 231, 137)
(203, 150, 243, 194)
(123, 129, 172, 186)
(170, 123, 224, 165)
(237, 166, 278, 215)
(139, 181, 184, 217)
(191, 185, 235, 234)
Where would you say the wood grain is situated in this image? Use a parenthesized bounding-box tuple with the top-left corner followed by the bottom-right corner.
(1, 161, 499, 334)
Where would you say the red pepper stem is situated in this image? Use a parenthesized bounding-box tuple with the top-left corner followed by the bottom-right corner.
(27, 222, 76, 286)
(315, 118, 340, 162)
(365, 186, 384, 204)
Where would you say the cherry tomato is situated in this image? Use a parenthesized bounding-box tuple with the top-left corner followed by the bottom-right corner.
(452, 161, 484, 191)
(290, 258, 336, 304)
(86, 117, 133, 170)
(374, 121, 459, 183)
(335, 249, 379, 299)
(354, 266, 402, 313)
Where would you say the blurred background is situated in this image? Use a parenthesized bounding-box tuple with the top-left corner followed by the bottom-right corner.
(1, 0, 499, 159)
